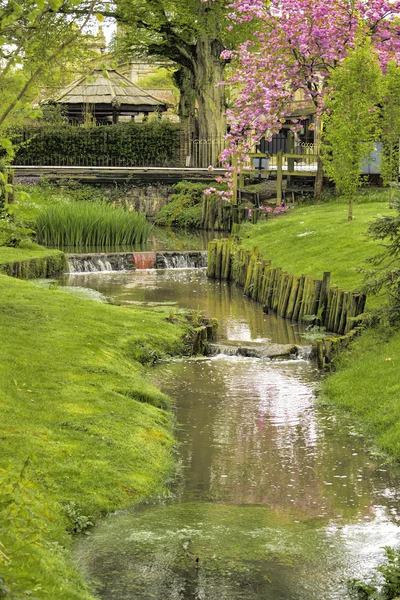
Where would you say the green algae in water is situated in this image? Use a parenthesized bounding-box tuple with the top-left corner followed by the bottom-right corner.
(75, 502, 341, 600)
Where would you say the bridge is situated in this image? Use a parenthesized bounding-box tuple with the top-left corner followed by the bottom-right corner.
(12, 165, 227, 185)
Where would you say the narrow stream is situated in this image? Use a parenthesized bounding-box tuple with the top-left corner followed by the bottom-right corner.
(67, 269, 400, 599)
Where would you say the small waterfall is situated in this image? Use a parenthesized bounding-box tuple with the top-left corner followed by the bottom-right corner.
(67, 251, 207, 273)
(155, 251, 207, 269)
(67, 253, 134, 273)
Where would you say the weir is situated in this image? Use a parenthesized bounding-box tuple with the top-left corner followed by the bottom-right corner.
(67, 250, 207, 273)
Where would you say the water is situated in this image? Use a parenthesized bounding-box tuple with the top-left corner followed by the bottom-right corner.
(70, 269, 400, 599)
(57, 227, 224, 254)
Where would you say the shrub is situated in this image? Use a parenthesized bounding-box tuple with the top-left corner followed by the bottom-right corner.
(0, 210, 34, 247)
(35, 201, 151, 248)
(155, 181, 214, 229)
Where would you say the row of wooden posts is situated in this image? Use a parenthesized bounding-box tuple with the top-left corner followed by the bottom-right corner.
(201, 196, 266, 231)
(207, 239, 366, 367)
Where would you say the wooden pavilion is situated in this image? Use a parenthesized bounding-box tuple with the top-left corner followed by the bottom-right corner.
(54, 69, 168, 125)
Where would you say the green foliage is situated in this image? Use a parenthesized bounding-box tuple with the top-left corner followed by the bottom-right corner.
(35, 200, 151, 248)
(349, 547, 400, 599)
(139, 67, 178, 90)
(11, 121, 181, 167)
(322, 40, 382, 219)
(0, 212, 34, 247)
(155, 181, 214, 229)
(380, 62, 400, 190)
(63, 502, 93, 535)
(362, 194, 400, 326)
(125, 339, 164, 366)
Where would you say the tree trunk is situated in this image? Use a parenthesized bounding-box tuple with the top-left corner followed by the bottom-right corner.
(348, 195, 353, 220)
(173, 66, 197, 135)
(194, 35, 226, 166)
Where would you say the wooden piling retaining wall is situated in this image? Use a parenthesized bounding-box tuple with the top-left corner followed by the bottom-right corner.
(201, 196, 233, 231)
(207, 239, 366, 368)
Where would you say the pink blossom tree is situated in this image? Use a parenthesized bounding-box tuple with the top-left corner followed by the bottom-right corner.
(216, 0, 400, 201)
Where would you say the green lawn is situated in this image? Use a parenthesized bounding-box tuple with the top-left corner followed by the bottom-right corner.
(241, 195, 391, 296)
(323, 327, 400, 459)
(0, 274, 189, 599)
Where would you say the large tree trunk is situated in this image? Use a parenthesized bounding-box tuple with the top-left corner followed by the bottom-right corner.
(194, 36, 226, 166)
(173, 66, 197, 134)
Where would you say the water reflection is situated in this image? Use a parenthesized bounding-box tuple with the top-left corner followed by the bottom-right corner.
(64, 269, 306, 345)
(71, 268, 400, 600)
(56, 227, 224, 254)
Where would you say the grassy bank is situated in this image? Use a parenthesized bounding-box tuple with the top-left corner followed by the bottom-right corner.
(241, 192, 400, 459)
(241, 193, 390, 295)
(0, 274, 189, 599)
(0, 242, 66, 278)
(0, 242, 64, 267)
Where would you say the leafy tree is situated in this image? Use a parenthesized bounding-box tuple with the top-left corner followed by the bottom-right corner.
(322, 41, 382, 220)
(0, 0, 100, 159)
(113, 0, 251, 146)
(216, 0, 400, 200)
(380, 62, 400, 195)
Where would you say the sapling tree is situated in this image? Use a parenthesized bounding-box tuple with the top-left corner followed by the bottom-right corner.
(322, 41, 382, 220)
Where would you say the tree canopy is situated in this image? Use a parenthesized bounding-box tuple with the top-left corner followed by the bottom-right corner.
(113, 0, 252, 141)
(220, 0, 400, 160)
(0, 0, 101, 158)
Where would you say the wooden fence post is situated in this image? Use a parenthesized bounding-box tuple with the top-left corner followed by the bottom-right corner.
(276, 150, 283, 206)
(232, 154, 238, 206)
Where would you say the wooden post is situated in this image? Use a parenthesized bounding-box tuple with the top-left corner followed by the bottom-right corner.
(276, 150, 283, 206)
(317, 272, 331, 325)
(287, 132, 294, 183)
(232, 154, 238, 206)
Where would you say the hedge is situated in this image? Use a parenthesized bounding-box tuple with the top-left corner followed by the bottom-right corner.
(11, 121, 181, 167)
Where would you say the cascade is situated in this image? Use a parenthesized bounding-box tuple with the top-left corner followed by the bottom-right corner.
(67, 251, 207, 273)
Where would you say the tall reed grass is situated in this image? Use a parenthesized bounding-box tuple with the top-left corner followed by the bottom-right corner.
(35, 201, 151, 248)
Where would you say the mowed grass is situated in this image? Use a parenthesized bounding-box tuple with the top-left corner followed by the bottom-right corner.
(241, 195, 391, 296)
(0, 275, 189, 599)
(323, 327, 400, 459)
(243, 191, 400, 460)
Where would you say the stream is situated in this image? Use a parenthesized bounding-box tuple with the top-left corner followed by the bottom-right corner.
(63, 267, 400, 599)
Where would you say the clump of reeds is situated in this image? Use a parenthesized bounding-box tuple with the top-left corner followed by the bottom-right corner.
(35, 201, 151, 248)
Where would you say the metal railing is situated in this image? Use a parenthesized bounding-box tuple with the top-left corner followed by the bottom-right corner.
(11, 126, 228, 169)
